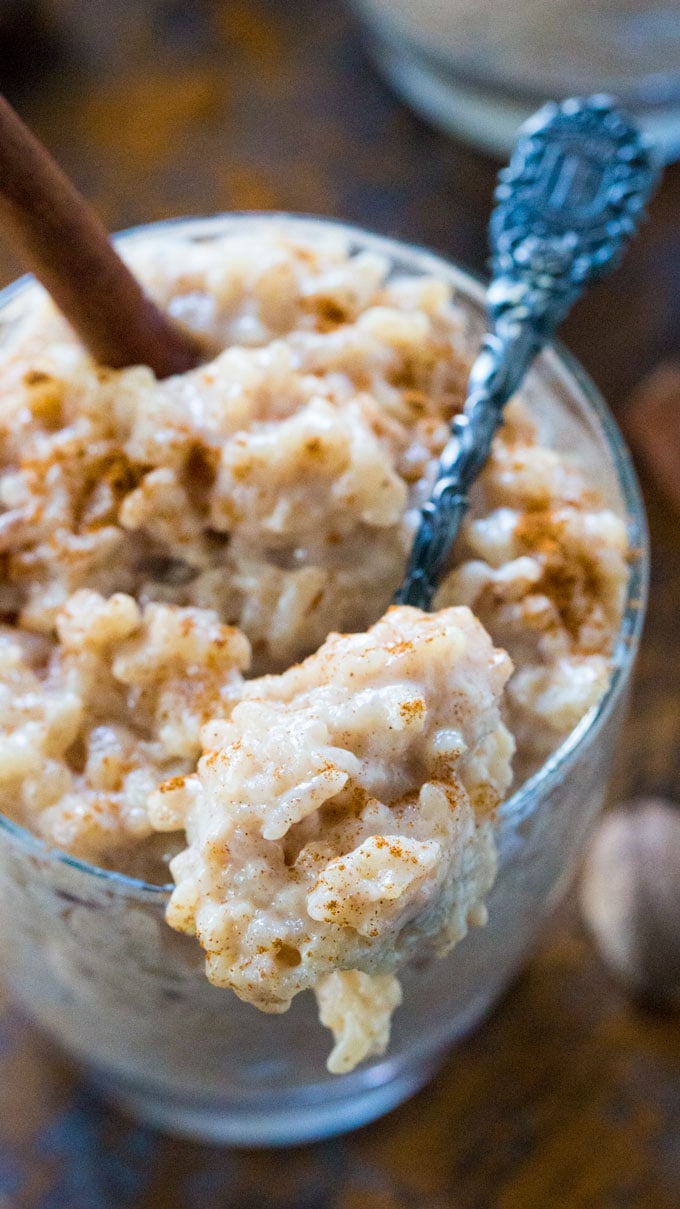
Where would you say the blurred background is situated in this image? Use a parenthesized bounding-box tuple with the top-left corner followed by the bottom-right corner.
(0, 2, 678, 1206)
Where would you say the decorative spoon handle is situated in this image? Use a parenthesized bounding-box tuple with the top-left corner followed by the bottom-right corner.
(394, 95, 660, 610)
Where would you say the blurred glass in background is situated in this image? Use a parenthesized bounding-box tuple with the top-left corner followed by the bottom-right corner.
(351, 0, 680, 160)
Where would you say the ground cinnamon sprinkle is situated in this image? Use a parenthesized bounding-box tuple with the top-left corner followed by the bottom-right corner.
(514, 508, 565, 555)
(158, 776, 186, 794)
(514, 507, 610, 643)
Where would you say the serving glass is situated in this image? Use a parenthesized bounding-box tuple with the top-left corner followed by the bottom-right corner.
(0, 214, 648, 1145)
(351, 0, 680, 162)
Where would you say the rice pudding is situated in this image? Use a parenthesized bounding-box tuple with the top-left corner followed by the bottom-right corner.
(0, 221, 629, 1070)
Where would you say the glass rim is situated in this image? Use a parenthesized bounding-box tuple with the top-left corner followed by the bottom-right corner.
(0, 211, 650, 900)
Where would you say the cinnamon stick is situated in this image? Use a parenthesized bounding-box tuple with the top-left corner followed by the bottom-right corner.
(0, 94, 202, 378)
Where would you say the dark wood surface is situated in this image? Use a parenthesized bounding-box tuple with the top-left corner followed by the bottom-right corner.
(0, 3, 678, 1206)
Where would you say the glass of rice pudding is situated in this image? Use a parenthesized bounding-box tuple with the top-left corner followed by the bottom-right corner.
(0, 214, 647, 1145)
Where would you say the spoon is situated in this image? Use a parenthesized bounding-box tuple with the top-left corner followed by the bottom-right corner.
(395, 95, 660, 610)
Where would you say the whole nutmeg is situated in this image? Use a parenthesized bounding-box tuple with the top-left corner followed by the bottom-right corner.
(580, 798, 680, 1007)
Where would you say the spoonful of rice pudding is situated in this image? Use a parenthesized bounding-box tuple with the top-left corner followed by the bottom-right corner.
(149, 606, 514, 1072)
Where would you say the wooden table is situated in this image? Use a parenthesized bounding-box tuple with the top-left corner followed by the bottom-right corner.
(0, 3, 678, 1206)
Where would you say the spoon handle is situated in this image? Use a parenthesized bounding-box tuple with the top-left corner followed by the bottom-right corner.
(394, 95, 660, 610)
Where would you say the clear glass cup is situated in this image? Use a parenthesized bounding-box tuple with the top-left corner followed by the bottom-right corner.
(351, 0, 680, 162)
(0, 214, 648, 1145)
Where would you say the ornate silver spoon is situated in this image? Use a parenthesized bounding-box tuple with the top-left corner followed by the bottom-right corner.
(395, 95, 660, 610)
